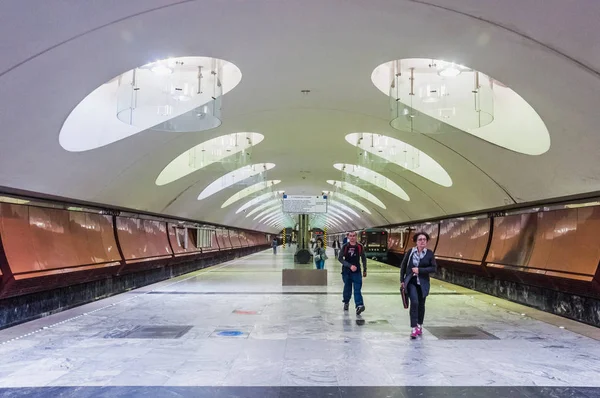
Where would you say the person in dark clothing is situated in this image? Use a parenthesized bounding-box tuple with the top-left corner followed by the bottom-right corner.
(400, 231, 437, 339)
(272, 238, 278, 254)
(338, 231, 367, 315)
(332, 238, 341, 257)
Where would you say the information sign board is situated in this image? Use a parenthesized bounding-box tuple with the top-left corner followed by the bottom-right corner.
(282, 195, 327, 213)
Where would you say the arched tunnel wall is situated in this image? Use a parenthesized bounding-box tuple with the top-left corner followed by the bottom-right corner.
(382, 205, 600, 327)
(0, 201, 271, 329)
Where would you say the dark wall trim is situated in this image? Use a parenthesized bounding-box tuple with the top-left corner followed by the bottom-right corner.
(434, 264, 600, 328)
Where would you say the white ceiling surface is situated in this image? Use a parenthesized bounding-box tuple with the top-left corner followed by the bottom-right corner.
(1, 0, 600, 233)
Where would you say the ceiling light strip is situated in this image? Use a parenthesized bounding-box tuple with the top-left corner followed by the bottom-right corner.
(222, 180, 281, 208)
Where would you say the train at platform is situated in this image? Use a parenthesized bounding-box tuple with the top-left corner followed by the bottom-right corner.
(359, 228, 389, 261)
(328, 228, 389, 261)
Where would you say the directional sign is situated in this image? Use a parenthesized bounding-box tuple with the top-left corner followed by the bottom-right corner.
(282, 195, 327, 213)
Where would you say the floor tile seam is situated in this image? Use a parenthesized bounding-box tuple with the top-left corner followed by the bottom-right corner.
(0, 256, 243, 346)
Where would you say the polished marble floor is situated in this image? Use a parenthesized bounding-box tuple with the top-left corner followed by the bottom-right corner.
(0, 247, 599, 397)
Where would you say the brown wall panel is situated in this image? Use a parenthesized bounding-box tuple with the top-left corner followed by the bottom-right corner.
(167, 224, 200, 255)
(167, 225, 183, 254)
(545, 208, 600, 275)
(424, 223, 439, 252)
(216, 230, 231, 249)
(0, 201, 269, 301)
(0, 204, 41, 274)
(487, 214, 535, 267)
(0, 204, 122, 297)
(211, 231, 220, 249)
(115, 217, 139, 260)
(572, 207, 600, 275)
(239, 232, 249, 247)
(29, 207, 81, 269)
(526, 211, 555, 270)
(145, 219, 172, 258)
(69, 212, 121, 264)
(225, 230, 234, 248)
(436, 218, 490, 262)
(405, 223, 439, 253)
(116, 217, 172, 260)
(99, 214, 121, 261)
(229, 231, 242, 248)
(250, 232, 263, 246)
(68, 211, 93, 265)
(388, 232, 403, 253)
(535, 210, 574, 274)
(486, 208, 600, 279)
(1, 206, 121, 274)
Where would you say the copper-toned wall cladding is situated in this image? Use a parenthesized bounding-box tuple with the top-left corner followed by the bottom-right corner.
(167, 223, 201, 254)
(486, 208, 600, 278)
(0, 204, 269, 299)
(0, 204, 121, 297)
(116, 217, 172, 261)
(230, 230, 242, 249)
(436, 218, 490, 262)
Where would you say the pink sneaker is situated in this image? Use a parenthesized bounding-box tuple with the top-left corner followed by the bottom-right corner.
(417, 326, 423, 336)
(410, 328, 418, 339)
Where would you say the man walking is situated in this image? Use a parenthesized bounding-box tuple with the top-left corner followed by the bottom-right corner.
(338, 231, 367, 315)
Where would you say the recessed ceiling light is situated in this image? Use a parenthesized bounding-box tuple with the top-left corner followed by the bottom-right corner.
(438, 66, 461, 77)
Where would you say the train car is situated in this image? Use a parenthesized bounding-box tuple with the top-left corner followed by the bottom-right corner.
(360, 228, 388, 261)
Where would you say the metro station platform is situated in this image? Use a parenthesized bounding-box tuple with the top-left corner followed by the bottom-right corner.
(0, 247, 599, 398)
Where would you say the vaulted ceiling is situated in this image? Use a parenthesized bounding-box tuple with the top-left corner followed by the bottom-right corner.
(1, 0, 599, 232)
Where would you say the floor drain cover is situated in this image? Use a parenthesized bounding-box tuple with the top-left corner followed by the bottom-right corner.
(217, 330, 245, 337)
(426, 326, 499, 340)
(210, 328, 250, 338)
(107, 325, 192, 339)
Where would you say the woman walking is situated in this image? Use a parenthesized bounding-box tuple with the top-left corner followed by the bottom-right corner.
(314, 238, 327, 269)
(400, 232, 437, 339)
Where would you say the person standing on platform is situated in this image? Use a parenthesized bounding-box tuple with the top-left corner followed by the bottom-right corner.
(332, 238, 341, 258)
(338, 231, 367, 315)
(400, 231, 437, 339)
(272, 237, 278, 254)
(314, 238, 327, 269)
(342, 233, 348, 246)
